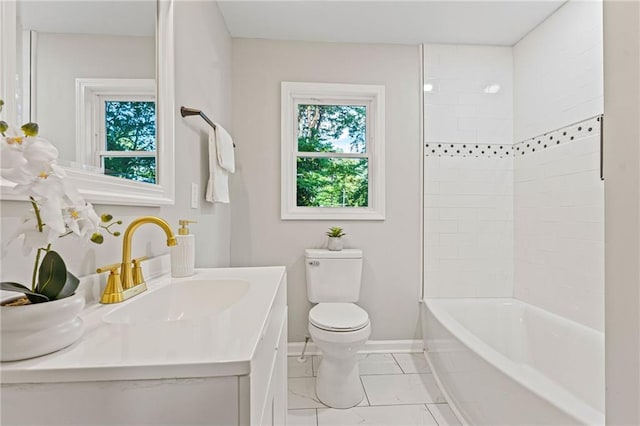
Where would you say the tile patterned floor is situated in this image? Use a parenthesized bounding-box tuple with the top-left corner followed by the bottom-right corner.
(287, 353, 462, 426)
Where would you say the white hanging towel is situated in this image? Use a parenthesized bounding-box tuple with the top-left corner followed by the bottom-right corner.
(214, 122, 235, 173)
(205, 125, 234, 203)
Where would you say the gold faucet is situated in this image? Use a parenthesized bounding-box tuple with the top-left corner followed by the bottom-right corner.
(98, 216, 178, 304)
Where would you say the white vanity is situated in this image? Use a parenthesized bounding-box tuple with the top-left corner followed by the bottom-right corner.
(1, 267, 288, 426)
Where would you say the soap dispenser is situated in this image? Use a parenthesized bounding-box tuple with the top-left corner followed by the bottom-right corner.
(171, 219, 196, 277)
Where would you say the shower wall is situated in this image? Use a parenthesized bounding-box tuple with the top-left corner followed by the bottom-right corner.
(513, 0, 604, 330)
(423, 44, 514, 298)
(423, 0, 604, 330)
(513, 0, 604, 143)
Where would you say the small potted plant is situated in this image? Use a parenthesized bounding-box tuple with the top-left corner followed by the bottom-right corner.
(326, 226, 346, 251)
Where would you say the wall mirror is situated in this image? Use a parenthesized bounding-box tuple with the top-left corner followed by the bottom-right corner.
(0, 0, 174, 206)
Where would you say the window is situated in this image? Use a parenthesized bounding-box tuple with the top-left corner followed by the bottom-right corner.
(76, 79, 156, 184)
(100, 97, 156, 183)
(281, 82, 385, 220)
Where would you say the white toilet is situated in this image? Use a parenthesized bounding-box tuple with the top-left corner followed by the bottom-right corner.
(305, 248, 371, 409)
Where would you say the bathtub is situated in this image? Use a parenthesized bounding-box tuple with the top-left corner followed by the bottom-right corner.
(421, 298, 604, 426)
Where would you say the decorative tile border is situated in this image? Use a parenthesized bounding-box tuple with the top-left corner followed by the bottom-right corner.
(424, 142, 513, 158)
(425, 115, 602, 158)
(513, 115, 601, 156)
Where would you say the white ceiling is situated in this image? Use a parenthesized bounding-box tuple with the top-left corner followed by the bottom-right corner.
(217, 1, 566, 46)
(17, 1, 155, 37)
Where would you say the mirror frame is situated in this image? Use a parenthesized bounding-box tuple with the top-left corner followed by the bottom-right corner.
(0, 0, 175, 206)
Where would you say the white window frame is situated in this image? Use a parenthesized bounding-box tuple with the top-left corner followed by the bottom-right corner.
(281, 82, 385, 220)
(76, 78, 156, 180)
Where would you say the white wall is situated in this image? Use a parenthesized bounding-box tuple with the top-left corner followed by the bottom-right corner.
(514, 121, 604, 331)
(603, 0, 640, 423)
(1, 2, 232, 287)
(423, 1, 604, 325)
(424, 44, 513, 146)
(513, 0, 603, 142)
(424, 156, 513, 298)
(170, 0, 232, 270)
(230, 39, 422, 342)
(34, 33, 155, 162)
(423, 44, 514, 298)
(512, 0, 604, 330)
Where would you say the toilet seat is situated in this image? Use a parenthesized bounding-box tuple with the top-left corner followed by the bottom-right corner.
(309, 303, 369, 332)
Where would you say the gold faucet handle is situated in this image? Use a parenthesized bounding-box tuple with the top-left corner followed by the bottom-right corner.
(96, 263, 121, 274)
(96, 263, 124, 304)
(132, 256, 148, 286)
(132, 256, 148, 265)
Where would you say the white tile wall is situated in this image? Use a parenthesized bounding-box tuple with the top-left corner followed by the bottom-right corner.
(423, 1, 603, 324)
(511, 0, 604, 331)
(424, 44, 513, 145)
(514, 134, 604, 331)
(423, 43, 514, 299)
(424, 156, 514, 298)
(513, 0, 603, 142)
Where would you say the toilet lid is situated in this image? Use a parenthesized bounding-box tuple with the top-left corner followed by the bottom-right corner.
(309, 303, 369, 331)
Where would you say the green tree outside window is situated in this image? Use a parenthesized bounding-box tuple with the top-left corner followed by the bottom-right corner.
(103, 101, 156, 183)
(296, 104, 368, 207)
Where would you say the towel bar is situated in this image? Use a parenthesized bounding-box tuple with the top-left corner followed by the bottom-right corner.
(180, 106, 236, 147)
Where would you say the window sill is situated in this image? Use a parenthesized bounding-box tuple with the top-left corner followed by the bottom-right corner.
(281, 207, 385, 221)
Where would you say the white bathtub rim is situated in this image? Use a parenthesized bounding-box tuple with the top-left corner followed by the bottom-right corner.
(423, 298, 604, 426)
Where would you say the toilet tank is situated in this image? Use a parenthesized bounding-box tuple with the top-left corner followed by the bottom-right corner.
(305, 249, 363, 303)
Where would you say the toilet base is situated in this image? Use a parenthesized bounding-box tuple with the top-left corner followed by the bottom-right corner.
(308, 321, 371, 409)
(315, 355, 364, 408)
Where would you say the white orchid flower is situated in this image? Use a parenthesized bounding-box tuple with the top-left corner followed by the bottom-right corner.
(60, 172, 84, 205)
(39, 196, 66, 234)
(0, 112, 120, 302)
(2, 216, 57, 257)
(23, 137, 58, 163)
(79, 203, 101, 237)
(1, 119, 113, 262)
(20, 223, 58, 256)
(1, 128, 30, 184)
(63, 202, 101, 239)
(1, 133, 60, 188)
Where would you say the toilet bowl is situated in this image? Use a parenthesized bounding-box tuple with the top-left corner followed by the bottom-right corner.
(308, 302, 371, 408)
(304, 248, 370, 408)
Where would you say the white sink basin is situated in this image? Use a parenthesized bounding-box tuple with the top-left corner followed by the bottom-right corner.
(103, 279, 250, 324)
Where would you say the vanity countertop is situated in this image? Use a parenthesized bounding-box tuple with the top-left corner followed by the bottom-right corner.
(0, 266, 286, 384)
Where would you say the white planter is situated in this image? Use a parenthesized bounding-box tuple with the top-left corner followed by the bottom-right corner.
(327, 237, 344, 251)
(1, 293, 85, 362)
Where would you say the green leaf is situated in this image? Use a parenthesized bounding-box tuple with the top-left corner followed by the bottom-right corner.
(36, 251, 68, 300)
(0, 120, 7, 135)
(56, 271, 80, 300)
(0, 282, 49, 303)
(100, 213, 113, 223)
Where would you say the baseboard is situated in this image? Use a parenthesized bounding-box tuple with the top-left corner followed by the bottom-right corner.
(287, 339, 424, 356)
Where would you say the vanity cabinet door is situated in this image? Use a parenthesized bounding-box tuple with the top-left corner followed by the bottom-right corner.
(258, 308, 287, 426)
(242, 274, 287, 426)
(272, 307, 288, 425)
